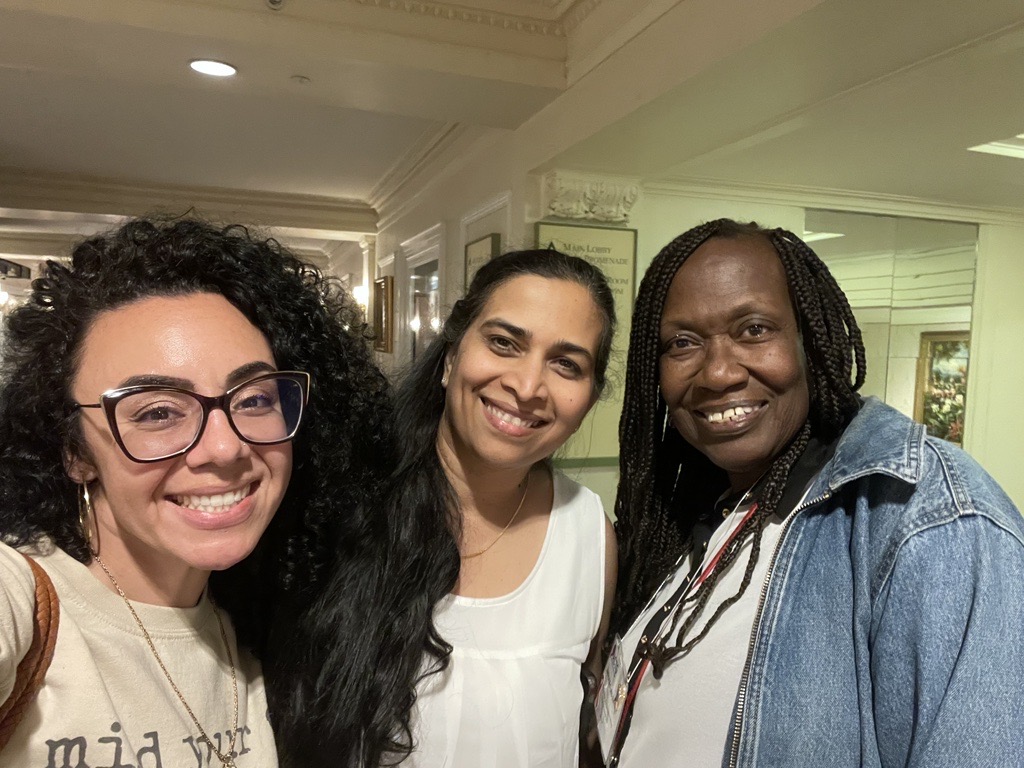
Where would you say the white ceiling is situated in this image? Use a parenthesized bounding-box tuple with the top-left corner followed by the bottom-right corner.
(0, 0, 605, 262)
(547, 0, 1024, 212)
(1, 0, 1023, 268)
(0, 0, 585, 202)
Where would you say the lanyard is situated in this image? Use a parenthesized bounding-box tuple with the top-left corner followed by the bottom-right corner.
(604, 501, 760, 766)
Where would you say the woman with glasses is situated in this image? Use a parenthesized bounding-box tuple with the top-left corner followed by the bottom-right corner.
(0, 218, 392, 766)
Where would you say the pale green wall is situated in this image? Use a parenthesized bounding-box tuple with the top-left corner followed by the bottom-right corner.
(853, 311, 891, 401)
(634, 194, 805, 278)
(578, 195, 1024, 513)
(963, 224, 1024, 508)
(556, 463, 621, 521)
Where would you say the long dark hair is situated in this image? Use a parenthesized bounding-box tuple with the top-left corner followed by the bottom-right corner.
(613, 219, 865, 668)
(0, 216, 394, 653)
(275, 248, 616, 767)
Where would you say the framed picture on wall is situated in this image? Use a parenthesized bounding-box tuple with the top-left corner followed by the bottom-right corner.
(372, 275, 394, 353)
(0, 258, 30, 279)
(535, 220, 637, 464)
(914, 331, 969, 445)
(465, 233, 500, 287)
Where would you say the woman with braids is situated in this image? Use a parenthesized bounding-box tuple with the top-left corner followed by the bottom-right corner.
(277, 249, 617, 767)
(600, 219, 1024, 767)
(0, 218, 392, 766)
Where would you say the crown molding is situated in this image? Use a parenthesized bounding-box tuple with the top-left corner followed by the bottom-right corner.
(460, 191, 513, 243)
(374, 125, 505, 231)
(347, 0, 560, 35)
(343, 0, 601, 34)
(643, 177, 1024, 227)
(561, 0, 602, 32)
(447, 0, 581, 15)
(399, 222, 444, 265)
(0, 168, 378, 234)
(369, 123, 470, 212)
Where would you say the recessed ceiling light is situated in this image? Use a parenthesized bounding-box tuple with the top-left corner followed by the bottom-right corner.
(190, 60, 237, 77)
(968, 134, 1024, 160)
(802, 231, 845, 243)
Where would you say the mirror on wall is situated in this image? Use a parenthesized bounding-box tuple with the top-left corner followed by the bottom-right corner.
(806, 210, 978, 445)
(409, 259, 440, 361)
(0, 259, 33, 353)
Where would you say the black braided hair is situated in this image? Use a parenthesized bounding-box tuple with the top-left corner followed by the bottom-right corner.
(613, 219, 865, 663)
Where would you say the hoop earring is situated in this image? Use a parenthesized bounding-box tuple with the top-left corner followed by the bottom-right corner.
(78, 483, 99, 558)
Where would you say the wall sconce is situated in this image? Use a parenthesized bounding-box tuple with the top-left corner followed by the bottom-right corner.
(351, 284, 369, 313)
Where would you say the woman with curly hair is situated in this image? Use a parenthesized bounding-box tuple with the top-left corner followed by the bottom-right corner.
(0, 217, 392, 766)
(275, 250, 617, 767)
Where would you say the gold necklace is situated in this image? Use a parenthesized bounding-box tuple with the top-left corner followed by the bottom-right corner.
(94, 556, 240, 768)
(461, 473, 531, 559)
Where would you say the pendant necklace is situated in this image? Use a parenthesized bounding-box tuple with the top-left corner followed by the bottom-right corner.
(94, 556, 240, 767)
(461, 473, 531, 559)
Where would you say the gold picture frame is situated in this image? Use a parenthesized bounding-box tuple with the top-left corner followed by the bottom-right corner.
(372, 275, 394, 353)
(913, 331, 969, 445)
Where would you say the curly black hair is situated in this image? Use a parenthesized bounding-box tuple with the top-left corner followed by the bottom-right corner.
(272, 249, 617, 767)
(0, 217, 394, 660)
(613, 219, 865, 665)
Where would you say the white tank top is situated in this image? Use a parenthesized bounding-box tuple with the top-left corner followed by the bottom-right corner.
(409, 471, 607, 768)
(616, 504, 785, 766)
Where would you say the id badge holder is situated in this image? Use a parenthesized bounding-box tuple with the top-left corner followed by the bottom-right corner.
(595, 634, 628, 765)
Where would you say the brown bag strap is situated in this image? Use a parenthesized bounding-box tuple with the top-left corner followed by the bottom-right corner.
(0, 553, 60, 750)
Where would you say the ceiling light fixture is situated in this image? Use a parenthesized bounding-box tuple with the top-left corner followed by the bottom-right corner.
(190, 60, 237, 78)
(802, 231, 845, 243)
(968, 134, 1024, 160)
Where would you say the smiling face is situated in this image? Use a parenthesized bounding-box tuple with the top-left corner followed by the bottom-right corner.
(69, 293, 292, 604)
(659, 235, 809, 490)
(438, 275, 604, 479)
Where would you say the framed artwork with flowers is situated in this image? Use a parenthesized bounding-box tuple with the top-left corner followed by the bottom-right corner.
(913, 331, 969, 445)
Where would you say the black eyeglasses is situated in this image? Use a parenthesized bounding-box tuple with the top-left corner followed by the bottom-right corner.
(71, 371, 311, 463)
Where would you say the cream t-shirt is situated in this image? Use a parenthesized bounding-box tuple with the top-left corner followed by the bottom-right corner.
(0, 541, 278, 767)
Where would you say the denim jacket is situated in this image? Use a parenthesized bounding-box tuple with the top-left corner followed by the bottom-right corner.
(724, 397, 1024, 768)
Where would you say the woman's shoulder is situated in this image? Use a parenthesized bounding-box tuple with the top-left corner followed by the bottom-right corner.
(0, 539, 43, 703)
(551, 468, 606, 515)
(0, 539, 39, 606)
(548, 469, 609, 563)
